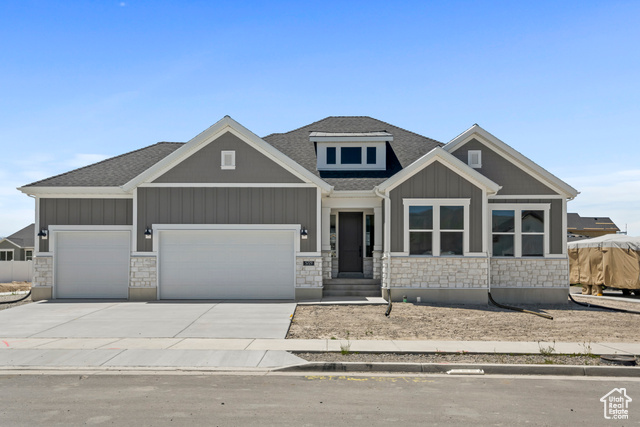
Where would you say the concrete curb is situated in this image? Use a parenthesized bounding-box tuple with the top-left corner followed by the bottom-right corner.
(275, 362, 640, 377)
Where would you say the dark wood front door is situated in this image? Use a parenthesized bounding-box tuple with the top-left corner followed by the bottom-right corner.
(338, 212, 363, 273)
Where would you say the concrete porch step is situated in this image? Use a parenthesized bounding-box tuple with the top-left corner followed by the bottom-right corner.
(323, 289, 382, 297)
(323, 279, 380, 286)
(322, 279, 381, 298)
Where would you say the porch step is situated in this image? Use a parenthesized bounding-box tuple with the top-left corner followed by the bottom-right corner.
(323, 279, 381, 298)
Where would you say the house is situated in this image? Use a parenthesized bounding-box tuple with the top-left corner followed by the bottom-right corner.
(0, 223, 34, 261)
(19, 116, 578, 303)
(567, 213, 620, 239)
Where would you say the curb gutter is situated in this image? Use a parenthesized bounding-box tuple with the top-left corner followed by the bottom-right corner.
(275, 362, 640, 377)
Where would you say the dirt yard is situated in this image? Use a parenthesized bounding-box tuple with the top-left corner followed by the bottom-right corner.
(287, 297, 640, 342)
(0, 282, 32, 311)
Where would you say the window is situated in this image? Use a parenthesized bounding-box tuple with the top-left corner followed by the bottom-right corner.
(404, 199, 469, 256)
(468, 150, 482, 168)
(221, 150, 235, 170)
(326, 147, 336, 164)
(491, 204, 549, 257)
(365, 215, 374, 257)
(366, 147, 376, 165)
(341, 147, 362, 164)
(0, 250, 14, 261)
(25, 250, 33, 261)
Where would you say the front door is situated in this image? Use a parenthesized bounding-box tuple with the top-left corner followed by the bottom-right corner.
(338, 212, 363, 273)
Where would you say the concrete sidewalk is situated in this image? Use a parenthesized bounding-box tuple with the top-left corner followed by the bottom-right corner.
(0, 337, 638, 370)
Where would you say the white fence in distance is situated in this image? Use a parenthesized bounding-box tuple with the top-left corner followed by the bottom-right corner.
(0, 261, 33, 282)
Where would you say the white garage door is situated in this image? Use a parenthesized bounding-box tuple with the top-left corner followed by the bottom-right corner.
(159, 229, 295, 299)
(55, 231, 130, 299)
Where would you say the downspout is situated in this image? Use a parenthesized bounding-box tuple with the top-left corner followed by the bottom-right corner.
(374, 186, 393, 315)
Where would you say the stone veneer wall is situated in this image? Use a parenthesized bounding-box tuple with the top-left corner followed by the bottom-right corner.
(296, 256, 323, 288)
(490, 258, 569, 288)
(130, 256, 157, 288)
(321, 250, 332, 280)
(372, 250, 382, 280)
(32, 256, 53, 287)
(389, 257, 488, 288)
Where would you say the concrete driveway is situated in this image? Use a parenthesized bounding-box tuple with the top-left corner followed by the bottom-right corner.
(0, 300, 297, 339)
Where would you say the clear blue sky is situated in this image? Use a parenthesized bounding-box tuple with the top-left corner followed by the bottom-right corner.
(1, 1, 639, 236)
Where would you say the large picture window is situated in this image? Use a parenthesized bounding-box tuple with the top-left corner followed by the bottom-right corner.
(491, 204, 549, 257)
(0, 250, 14, 261)
(404, 199, 469, 256)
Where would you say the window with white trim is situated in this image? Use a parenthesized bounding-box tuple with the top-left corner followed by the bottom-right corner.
(0, 250, 14, 261)
(25, 250, 33, 261)
(404, 199, 470, 256)
(221, 151, 236, 170)
(468, 150, 482, 168)
(491, 204, 549, 257)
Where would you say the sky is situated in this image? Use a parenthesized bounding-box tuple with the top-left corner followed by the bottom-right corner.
(1, 0, 639, 237)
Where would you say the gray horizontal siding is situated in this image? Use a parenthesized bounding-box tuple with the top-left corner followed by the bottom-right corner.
(137, 187, 317, 252)
(451, 138, 558, 196)
(38, 198, 133, 252)
(389, 161, 484, 253)
(489, 198, 563, 255)
(153, 132, 304, 184)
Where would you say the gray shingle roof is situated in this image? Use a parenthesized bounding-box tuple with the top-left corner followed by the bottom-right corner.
(567, 213, 620, 232)
(24, 142, 183, 187)
(263, 116, 442, 190)
(24, 117, 442, 191)
(4, 223, 34, 248)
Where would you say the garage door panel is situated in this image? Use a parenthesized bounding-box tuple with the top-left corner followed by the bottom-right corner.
(159, 230, 295, 299)
(56, 231, 130, 299)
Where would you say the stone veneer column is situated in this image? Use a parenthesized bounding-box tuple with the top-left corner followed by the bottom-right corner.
(31, 256, 53, 300)
(321, 250, 333, 280)
(129, 255, 158, 301)
(372, 250, 382, 280)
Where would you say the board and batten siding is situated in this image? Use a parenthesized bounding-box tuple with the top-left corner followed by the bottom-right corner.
(489, 198, 563, 255)
(137, 187, 317, 252)
(153, 132, 304, 184)
(451, 138, 557, 196)
(38, 198, 133, 252)
(389, 161, 484, 253)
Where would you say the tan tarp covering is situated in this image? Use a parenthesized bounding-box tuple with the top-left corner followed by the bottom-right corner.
(568, 235, 640, 289)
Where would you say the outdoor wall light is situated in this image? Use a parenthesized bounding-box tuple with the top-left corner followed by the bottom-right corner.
(144, 227, 153, 239)
(37, 229, 48, 240)
(300, 227, 308, 240)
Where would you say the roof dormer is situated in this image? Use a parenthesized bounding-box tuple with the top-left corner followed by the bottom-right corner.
(311, 131, 390, 171)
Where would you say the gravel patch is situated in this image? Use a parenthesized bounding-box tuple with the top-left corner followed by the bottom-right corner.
(288, 299, 640, 342)
(0, 282, 32, 311)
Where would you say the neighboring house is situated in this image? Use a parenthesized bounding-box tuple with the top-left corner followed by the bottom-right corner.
(567, 213, 620, 239)
(19, 116, 578, 303)
(0, 223, 34, 261)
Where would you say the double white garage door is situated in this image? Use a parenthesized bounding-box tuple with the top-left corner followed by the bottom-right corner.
(54, 229, 295, 299)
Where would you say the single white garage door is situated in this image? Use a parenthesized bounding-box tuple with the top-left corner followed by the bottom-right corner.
(55, 231, 130, 299)
(159, 229, 295, 299)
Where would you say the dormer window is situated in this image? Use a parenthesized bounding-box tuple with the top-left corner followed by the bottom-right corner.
(311, 131, 390, 171)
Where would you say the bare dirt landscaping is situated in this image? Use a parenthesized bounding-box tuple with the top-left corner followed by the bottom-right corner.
(0, 282, 32, 311)
(287, 298, 640, 343)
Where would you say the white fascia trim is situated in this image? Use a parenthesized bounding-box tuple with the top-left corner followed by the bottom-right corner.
(18, 187, 132, 197)
(490, 194, 565, 199)
(121, 116, 333, 193)
(0, 239, 22, 249)
(310, 136, 392, 142)
(444, 125, 579, 198)
(328, 190, 377, 198)
(35, 252, 53, 257)
(48, 225, 134, 232)
(138, 182, 318, 188)
(131, 252, 157, 257)
(376, 147, 501, 194)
